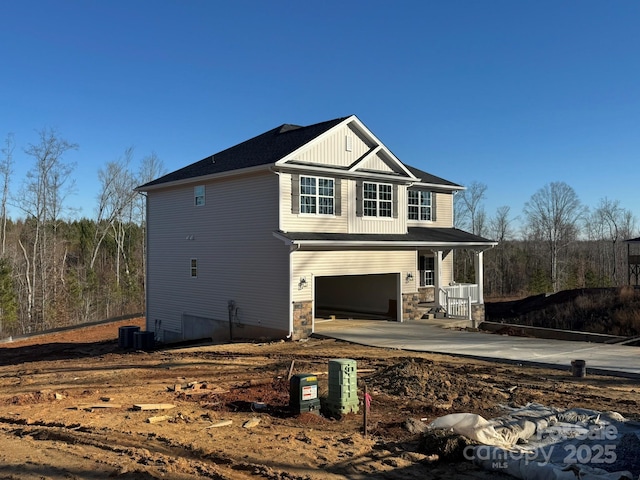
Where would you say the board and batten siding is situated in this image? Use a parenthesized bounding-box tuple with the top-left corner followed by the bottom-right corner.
(354, 150, 397, 174)
(291, 250, 417, 304)
(282, 174, 410, 235)
(280, 172, 348, 233)
(292, 123, 374, 168)
(349, 182, 408, 234)
(146, 171, 290, 340)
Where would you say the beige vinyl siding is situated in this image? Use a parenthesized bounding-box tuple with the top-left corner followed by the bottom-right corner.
(291, 250, 416, 303)
(280, 172, 348, 233)
(146, 171, 289, 338)
(349, 182, 408, 234)
(433, 192, 453, 227)
(441, 252, 454, 285)
(291, 124, 373, 167)
(406, 191, 454, 228)
(354, 151, 397, 174)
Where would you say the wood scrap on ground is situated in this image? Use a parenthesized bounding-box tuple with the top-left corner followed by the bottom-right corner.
(133, 403, 176, 411)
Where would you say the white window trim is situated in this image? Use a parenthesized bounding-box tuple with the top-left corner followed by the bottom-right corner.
(408, 190, 433, 221)
(194, 185, 205, 206)
(363, 181, 393, 218)
(420, 256, 435, 286)
(299, 175, 335, 216)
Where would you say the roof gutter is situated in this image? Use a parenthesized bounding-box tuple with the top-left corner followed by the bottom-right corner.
(272, 232, 497, 249)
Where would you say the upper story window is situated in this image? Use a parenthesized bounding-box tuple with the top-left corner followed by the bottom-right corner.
(190, 258, 198, 278)
(194, 185, 205, 206)
(300, 176, 334, 215)
(363, 182, 392, 217)
(408, 190, 432, 221)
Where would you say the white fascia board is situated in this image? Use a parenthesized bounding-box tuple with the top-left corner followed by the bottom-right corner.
(274, 164, 415, 184)
(275, 115, 418, 181)
(274, 115, 356, 167)
(272, 233, 497, 250)
(347, 145, 382, 172)
(346, 117, 418, 179)
(135, 164, 273, 192)
(412, 182, 465, 192)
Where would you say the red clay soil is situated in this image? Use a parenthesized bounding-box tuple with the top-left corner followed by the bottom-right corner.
(0, 318, 639, 479)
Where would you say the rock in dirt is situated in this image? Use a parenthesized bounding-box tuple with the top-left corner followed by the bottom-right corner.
(242, 417, 261, 429)
(404, 417, 429, 434)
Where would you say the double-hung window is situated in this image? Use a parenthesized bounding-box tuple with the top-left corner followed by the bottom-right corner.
(194, 185, 205, 206)
(408, 190, 432, 221)
(419, 256, 435, 286)
(300, 176, 334, 215)
(363, 182, 392, 217)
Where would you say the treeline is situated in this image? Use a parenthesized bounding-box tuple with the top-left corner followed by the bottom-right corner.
(454, 181, 639, 297)
(0, 129, 164, 337)
(0, 218, 145, 335)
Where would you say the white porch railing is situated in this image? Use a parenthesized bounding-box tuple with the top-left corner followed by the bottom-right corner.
(437, 284, 479, 321)
(440, 283, 480, 304)
(444, 294, 472, 320)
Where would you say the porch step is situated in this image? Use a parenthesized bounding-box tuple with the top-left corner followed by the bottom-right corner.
(417, 303, 446, 319)
(415, 303, 475, 329)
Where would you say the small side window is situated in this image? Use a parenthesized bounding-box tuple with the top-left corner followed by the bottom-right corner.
(194, 185, 205, 206)
(190, 258, 198, 278)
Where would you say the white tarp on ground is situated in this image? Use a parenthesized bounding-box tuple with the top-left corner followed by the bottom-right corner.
(429, 403, 640, 480)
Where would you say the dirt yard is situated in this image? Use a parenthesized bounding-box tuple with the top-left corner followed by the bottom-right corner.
(1, 319, 639, 480)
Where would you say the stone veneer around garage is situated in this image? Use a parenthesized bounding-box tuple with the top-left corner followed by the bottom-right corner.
(402, 293, 422, 321)
(292, 300, 313, 340)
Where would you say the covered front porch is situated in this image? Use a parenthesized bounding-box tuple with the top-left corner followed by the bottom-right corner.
(412, 247, 488, 325)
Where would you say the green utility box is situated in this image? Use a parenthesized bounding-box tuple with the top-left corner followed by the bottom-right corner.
(326, 358, 359, 416)
(289, 373, 321, 414)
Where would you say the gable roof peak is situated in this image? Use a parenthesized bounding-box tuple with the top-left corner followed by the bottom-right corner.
(137, 115, 353, 189)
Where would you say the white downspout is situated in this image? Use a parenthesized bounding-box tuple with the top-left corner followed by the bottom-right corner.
(287, 242, 300, 339)
(271, 166, 296, 339)
(474, 250, 485, 304)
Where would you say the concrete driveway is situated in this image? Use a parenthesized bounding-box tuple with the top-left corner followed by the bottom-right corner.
(313, 318, 640, 379)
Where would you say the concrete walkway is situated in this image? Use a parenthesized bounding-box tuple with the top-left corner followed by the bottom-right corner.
(313, 318, 640, 379)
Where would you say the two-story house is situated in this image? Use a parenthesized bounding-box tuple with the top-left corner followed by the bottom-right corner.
(136, 115, 496, 343)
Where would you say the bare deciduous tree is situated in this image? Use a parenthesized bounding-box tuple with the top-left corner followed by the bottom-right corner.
(454, 181, 487, 236)
(92, 147, 138, 271)
(523, 181, 585, 292)
(0, 134, 14, 256)
(488, 206, 514, 242)
(17, 128, 77, 329)
(589, 198, 638, 285)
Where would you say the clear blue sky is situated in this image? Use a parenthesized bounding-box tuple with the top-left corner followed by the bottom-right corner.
(1, 0, 639, 233)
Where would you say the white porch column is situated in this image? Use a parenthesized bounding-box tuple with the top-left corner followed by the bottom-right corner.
(434, 250, 443, 307)
(474, 250, 484, 304)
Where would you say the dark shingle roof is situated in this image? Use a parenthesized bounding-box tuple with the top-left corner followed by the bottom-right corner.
(138, 115, 462, 191)
(404, 165, 462, 188)
(139, 116, 350, 188)
(277, 227, 496, 245)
